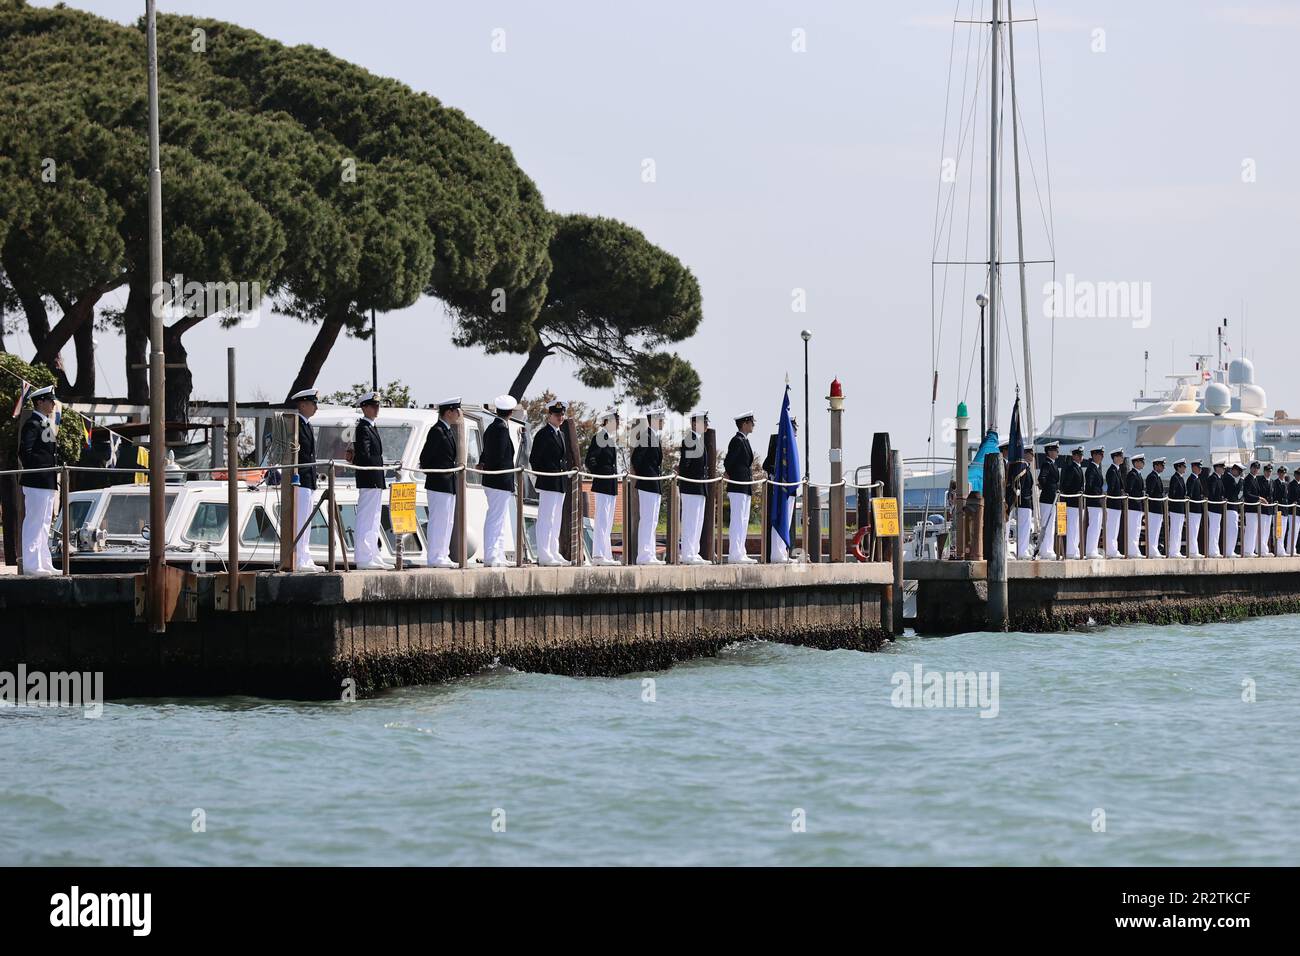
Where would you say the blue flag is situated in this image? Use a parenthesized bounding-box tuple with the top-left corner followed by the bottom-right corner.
(768, 385, 801, 547)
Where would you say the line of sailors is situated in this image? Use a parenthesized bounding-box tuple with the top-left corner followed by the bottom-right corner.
(288, 389, 772, 570)
(1008, 440, 1300, 560)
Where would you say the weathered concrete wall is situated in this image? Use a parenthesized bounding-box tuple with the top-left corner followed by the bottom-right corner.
(0, 564, 892, 699)
(907, 557, 1300, 633)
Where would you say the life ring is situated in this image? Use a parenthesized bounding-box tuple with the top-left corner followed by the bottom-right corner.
(851, 526, 871, 562)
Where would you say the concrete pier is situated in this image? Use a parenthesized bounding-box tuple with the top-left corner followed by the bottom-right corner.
(0, 563, 893, 699)
(908, 556, 1300, 633)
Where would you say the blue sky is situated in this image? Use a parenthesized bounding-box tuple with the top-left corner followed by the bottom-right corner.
(20, 0, 1300, 478)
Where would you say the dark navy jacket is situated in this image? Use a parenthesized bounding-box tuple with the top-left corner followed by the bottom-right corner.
(529, 424, 569, 495)
(480, 417, 516, 493)
(724, 432, 755, 495)
(584, 430, 619, 497)
(354, 418, 386, 490)
(18, 413, 58, 490)
(419, 419, 458, 494)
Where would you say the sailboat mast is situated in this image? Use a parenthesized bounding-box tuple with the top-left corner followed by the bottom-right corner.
(1007, 0, 1035, 451)
(986, 0, 1001, 435)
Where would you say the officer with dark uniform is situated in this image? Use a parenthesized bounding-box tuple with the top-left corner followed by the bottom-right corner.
(529, 399, 571, 566)
(287, 387, 323, 573)
(1224, 462, 1243, 556)
(1104, 449, 1126, 558)
(724, 412, 757, 564)
(421, 397, 462, 568)
(1272, 465, 1290, 556)
(1012, 448, 1035, 560)
(1084, 446, 1105, 558)
(1260, 463, 1277, 557)
(1242, 461, 1262, 557)
(1037, 442, 1060, 559)
(17, 385, 59, 576)
(480, 395, 518, 568)
(584, 408, 621, 566)
(1145, 456, 1167, 558)
(630, 407, 666, 564)
(1167, 459, 1187, 557)
(353, 391, 390, 570)
(1059, 446, 1084, 559)
(677, 410, 710, 565)
(1124, 453, 1147, 557)
(1288, 467, 1300, 556)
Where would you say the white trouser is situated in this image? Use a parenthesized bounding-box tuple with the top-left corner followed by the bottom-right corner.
(1224, 509, 1239, 556)
(1085, 507, 1103, 557)
(1168, 512, 1185, 557)
(1146, 511, 1164, 558)
(294, 485, 317, 569)
(637, 490, 661, 563)
(1125, 509, 1144, 557)
(1038, 502, 1057, 559)
(769, 497, 797, 563)
(1283, 514, 1294, 556)
(1064, 506, 1080, 559)
(591, 492, 616, 562)
(1015, 506, 1034, 559)
(1260, 513, 1273, 557)
(21, 486, 57, 574)
(1105, 508, 1123, 557)
(483, 487, 512, 565)
(1200, 511, 1215, 558)
(727, 492, 751, 561)
(355, 487, 385, 566)
(1291, 511, 1300, 555)
(679, 493, 706, 560)
(425, 489, 456, 565)
(536, 489, 566, 563)
(1243, 512, 1258, 557)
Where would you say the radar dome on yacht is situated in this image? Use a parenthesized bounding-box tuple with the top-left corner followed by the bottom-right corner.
(1228, 357, 1255, 385)
(1239, 384, 1267, 416)
(1203, 382, 1232, 415)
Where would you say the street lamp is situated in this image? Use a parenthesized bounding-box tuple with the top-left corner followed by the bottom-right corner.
(975, 293, 988, 436)
(800, 329, 811, 473)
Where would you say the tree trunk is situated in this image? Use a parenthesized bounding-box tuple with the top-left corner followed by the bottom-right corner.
(124, 275, 150, 403)
(0, 475, 18, 566)
(163, 317, 202, 443)
(288, 314, 346, 400)
(13, 280, 69, 389)
(508, 340, 553, 401)
(32, 289, 104, 372)
(71, 316, 95, 397)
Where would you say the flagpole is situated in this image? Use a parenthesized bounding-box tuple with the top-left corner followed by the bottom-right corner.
(146, 0, 168, 632)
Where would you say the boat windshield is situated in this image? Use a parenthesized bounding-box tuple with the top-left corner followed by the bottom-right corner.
(316, 424, 413, 476)
(1042, 415, 1128, 441)
(103, 492, 178, 536)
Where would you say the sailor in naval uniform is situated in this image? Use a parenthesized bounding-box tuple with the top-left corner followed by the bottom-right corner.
(676, 410, 711, 565)
(1187, 460, 1207, 558)
(480, 395, 518, 568)
(1260, 463, 1276, 557)
(1124, 453, 1147, 558)
(1223, 463, 1243, 556)
(1242, 461, 1262, 557)
(630, 407, 666, 564)
(17, 385, 59, 576)
(1145, 456, 1167, 558)
(1205, 460, 1225, 558)
(1289, 468, 1300, 555)
(528, 399, 571, 566)
(1272, 465, 1290, 556)
(1010, 448, 1034, 559)
(1084, 446, 1106, 559)
(420, 397, 462, 569)
(1104, 449, 1126, 558)
(1167, 459, 1188, 557)
(1037, 442, 1060, 560)
(584, 408, 621, 566)
(1058, 446, 1084, 559)
(724, 412, 758, 564)
(352, 391, 391, 570)
(287, 387, 324, 573)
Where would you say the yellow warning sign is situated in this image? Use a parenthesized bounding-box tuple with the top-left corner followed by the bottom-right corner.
(872, 497, 900, 537)
(389, 482, 419, 534)
(1056, 500, 1067, 535)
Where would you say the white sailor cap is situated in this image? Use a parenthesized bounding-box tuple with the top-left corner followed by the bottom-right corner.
(1263, 462, 1274, 470)
(1111, 448, 1125, 457)
(1173, 457, 1187, 467)
(492, 394, 517, 414)
(545, 398, 568, 413)
(642, 405, 666, 418)
(1131, 452, 1146, 462)
(1249, 460, 1261, 468)
(1071, 446, 1085, 455)
(734, 410, 755, 422)
(434, 396, 462, 410)
(1090, 445, 1105, 454)
(29, 385, 55, 401)
(689, 409, 709, 421)
(289, 387, 319, 402)
(1212, 459, 1226, 467)
(1152, 456, 1166, 464)
(598, 407, 620, 422)
(358, 391, 382, 406)
(1230, 462, 1244, 470)
(1044, 441, 1060, 450)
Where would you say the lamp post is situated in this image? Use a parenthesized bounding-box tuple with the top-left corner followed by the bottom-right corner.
(976, 293, 988, 437)
(371, 307, 378, 393)
(800, 330, 811, 471)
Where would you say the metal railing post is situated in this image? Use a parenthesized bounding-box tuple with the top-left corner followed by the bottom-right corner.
(759, 481, 769, 563)
(60, 465, 70, 576)
(666, 475, 679, 564)
(327, 463, 337, 572)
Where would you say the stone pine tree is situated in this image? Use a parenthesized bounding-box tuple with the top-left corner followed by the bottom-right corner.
(499, 214, 703, 412)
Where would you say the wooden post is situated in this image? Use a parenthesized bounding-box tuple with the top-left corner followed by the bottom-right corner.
(802, 479, 811, 562)
(666, 475, 679, 564)
(759, 481, 769, 562)
(714, 479, 724, 563)
(984, 451, 1008, 631)
(1143, 497, 1150, 558)
(327, 463, 337, 572)
(279, 412, 297, 572)
(700, 427, 717, 561)
(558, 417, 581, 563)
(515, 469, 526, 567)
(60, 465, 70, 576)
(454, 416, 467, 569)
(226, 348, 239, 594)
(623, 474, 635, 565)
